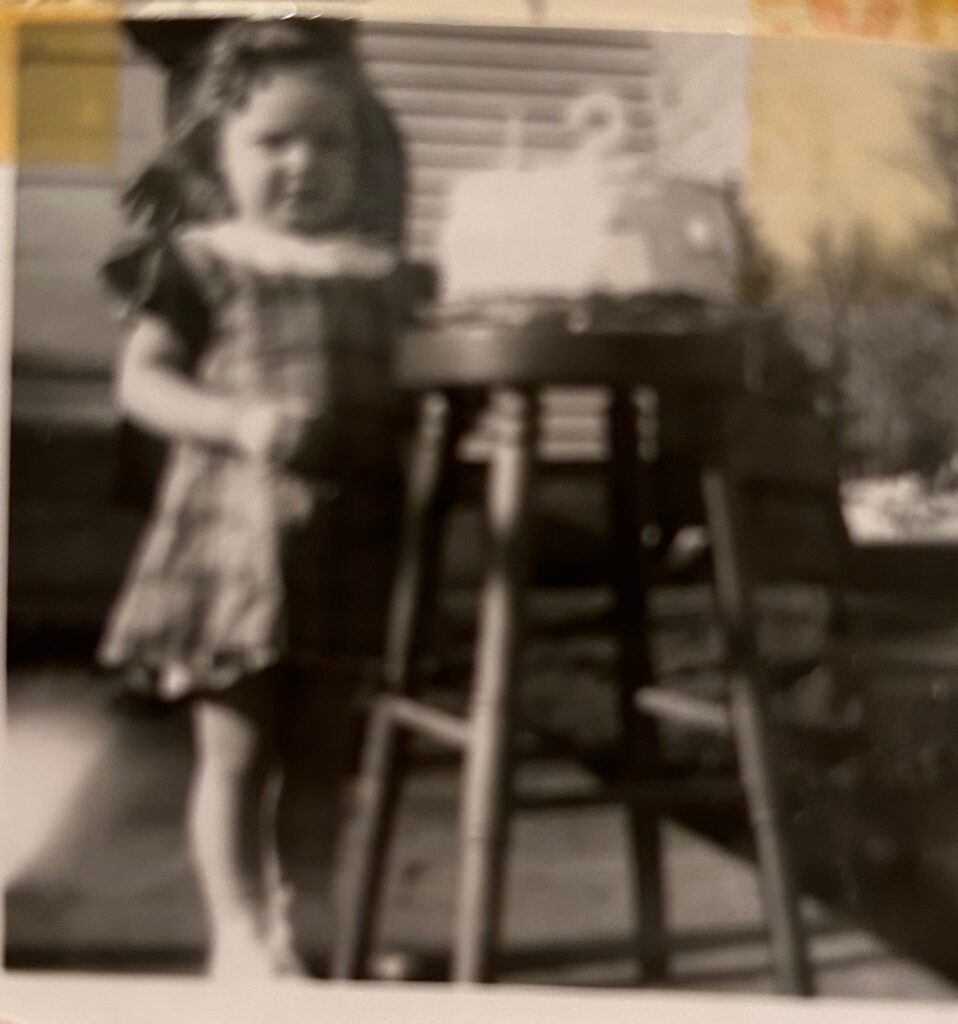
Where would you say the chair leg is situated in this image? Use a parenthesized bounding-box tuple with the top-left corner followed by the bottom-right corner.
(453, 389, 537, 983)
(333, 393, 460, 980)
(701, 468, 813, 996)
(607, 389, 668, 984)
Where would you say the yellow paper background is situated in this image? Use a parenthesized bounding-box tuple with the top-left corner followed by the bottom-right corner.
(748, 34, 945, 267)
(0, 4, 118, 167)
(0, 13, 17, 164)
(753, 0, 958, 46)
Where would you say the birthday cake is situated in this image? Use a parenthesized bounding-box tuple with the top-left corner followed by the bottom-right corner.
(436, 92, 739, 304)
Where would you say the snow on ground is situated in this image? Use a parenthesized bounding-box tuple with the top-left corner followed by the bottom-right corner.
(844, 476, 958, 541)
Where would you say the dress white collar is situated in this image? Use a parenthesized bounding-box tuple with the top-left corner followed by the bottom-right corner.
(177, 220, 399, 279)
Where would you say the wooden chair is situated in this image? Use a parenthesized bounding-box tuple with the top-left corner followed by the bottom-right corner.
(645, 390, 958, 994)
(332, 311, 860, 993)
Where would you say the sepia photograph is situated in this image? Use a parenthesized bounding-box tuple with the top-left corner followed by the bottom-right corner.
(8, 4, 958, 1015)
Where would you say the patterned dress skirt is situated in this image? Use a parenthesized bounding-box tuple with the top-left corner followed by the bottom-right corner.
(99, 441, 399, 699)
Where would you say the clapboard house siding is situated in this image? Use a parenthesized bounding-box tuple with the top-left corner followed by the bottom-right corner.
(14, 31, 162, 376)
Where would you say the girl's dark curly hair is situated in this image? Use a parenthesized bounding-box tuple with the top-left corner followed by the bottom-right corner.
(122, 18, 406, 245)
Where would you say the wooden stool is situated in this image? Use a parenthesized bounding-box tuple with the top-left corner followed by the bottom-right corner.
(332, 313, 813, 993)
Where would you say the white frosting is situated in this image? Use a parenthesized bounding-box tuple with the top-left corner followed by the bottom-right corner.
(438, 158, 658, 300)
(177, 220, 398, 279)
(438, 165, 738, 301)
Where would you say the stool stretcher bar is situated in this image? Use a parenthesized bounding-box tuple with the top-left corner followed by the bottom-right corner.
(513, 775, 743, 812)
(384, 695, 472, 750)
(635, 689, 733, 736)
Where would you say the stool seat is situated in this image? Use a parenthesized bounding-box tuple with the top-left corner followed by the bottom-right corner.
(395, 305, 772, 390)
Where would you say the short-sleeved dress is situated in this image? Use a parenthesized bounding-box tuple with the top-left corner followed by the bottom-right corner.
(99, 220, 403, 700)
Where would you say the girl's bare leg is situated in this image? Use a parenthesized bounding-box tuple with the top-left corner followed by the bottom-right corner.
(188, 670, 281, 977)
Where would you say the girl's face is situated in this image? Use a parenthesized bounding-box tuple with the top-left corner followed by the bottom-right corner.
(218, 66, 359, 235)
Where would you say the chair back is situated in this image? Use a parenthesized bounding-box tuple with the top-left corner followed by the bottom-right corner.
(659, 389, 850, 591)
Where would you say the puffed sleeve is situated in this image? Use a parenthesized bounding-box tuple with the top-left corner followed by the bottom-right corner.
(100, 236, 211, 358)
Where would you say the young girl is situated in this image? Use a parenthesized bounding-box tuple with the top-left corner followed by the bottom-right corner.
(99, 19, 405, 978)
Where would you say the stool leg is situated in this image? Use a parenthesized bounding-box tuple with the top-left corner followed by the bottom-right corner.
(453, 389, 537, 983)
(607, 389, 668, 984)
(334, 393, 460, 979)
(334, 701, 408, 979)
(701, 469, 813, 996)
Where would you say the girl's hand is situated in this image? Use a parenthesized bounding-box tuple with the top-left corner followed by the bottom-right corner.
(232, 399, 314, 465)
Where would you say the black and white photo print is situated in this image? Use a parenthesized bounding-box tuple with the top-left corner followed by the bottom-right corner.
(8, 5, 958, 1012)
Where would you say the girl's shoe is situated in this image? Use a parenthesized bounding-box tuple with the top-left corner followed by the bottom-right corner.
(208, 917, 275, 982)
(264, 881, 313, 978)
(265, 916, 311, 977)
(368, 950, 427, 982)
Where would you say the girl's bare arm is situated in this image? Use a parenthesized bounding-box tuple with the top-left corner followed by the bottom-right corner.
(116, 314, 237, 447)
(116, 314, 308, 461)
